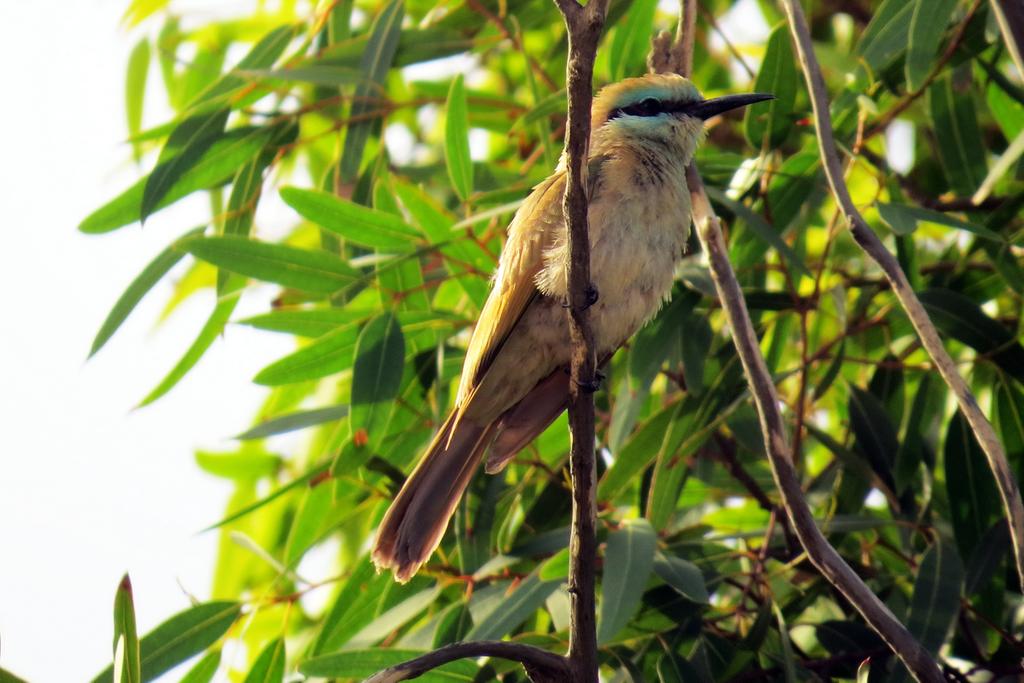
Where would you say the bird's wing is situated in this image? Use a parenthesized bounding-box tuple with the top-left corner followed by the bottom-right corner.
(454, 170, 567, 409)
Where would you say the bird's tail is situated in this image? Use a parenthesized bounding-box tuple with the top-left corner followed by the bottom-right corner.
(371, 412, 495, 582)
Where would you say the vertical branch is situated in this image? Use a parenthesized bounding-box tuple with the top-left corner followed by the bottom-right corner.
(551, 1, 609, 681)
(649, 1, 944, 681)
(781, 0, 1024, 592)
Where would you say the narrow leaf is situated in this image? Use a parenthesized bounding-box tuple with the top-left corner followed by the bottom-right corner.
(280, 186, 421, 250)
(876, 202, 1002, 241)
(301, 650, 477, 679)
(80, 126, 276, 234)
(242, 639, 285, 683)
(254, 323, 361, 385)
(236, 405, 348, 440)
(113, 575, 141, 683)
(653, 552, 709, 603)
(142, 109, 230, 223)
(126, 38, 150, 161)
(180, 236, 360, 295)
(905, 0, 958, 91)
(919, 288, 1024, 382)
(945, 413, 1001, 558)
(928, 74, 988, 196)
(89, 226, 204, 358)
(138, 291, 240, 407)
(90, 602, 241, 683)
(444, 75, 473, 201)
(743, 23, 797, 147)
(179, 651, 220, 683)
(906, 540, 964, 654)
(338, 0, 404, 181)
(599, 519, 657, 644)
(465, 572, 561, 641)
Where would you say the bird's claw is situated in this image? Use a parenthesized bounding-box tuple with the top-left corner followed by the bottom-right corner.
(561, 284, 600, 310)
(576, 370, 605, 393)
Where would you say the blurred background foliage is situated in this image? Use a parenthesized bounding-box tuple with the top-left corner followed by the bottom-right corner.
(74, 0, 1024, 680)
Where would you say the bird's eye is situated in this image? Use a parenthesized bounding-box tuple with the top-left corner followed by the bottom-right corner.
(638, 97, 660, 115)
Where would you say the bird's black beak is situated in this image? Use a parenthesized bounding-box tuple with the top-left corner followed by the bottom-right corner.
(688, 93, 775, 120)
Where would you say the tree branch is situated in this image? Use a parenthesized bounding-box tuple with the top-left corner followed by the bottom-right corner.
(646, 1, 945, 681)
(781, 0, 1024, 593)
(363, 642, 570, 683)
(551, 2, 610, 682)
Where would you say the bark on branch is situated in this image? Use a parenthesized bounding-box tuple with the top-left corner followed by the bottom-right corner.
(780, 0, 1024, 592)
(553, 3, 610, 682)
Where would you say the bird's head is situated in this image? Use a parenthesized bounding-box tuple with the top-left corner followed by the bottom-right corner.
(591, 74, 773, 162)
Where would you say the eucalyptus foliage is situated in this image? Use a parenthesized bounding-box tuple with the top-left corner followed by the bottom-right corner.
(80, 0, 1024, 680)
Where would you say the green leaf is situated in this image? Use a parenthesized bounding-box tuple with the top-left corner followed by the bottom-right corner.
(142, 109, 230, 223)
(995, 376, 1024, 475)
(906, 540, 964, 654)
(284, 484, 332, 566)
(772, 603, 797, 683)
(122, 0, 169, 26)
(194, 25, 297, 107)
(338, 0, 404, 181)
(238, 308, 366, 337)
(598, 519, 657, 644)
(301, 650, 478, 680)
(80, 126, 276, 233)
(905, 0, 958, 91)
(744, 23, 797, 148)
(928, 74, 988, 196)
(280, 186, 421, 250)
(180, 236, 360, 295)
(242, 638, 284, 683)
(236, 405, 348, 440)
(706, 187, 810, 278)
(609, 0, 658, 81)
(876, 202, 1002, 241)
(113, 575, 141, 683)
(246, 65, 363, 87)
(919, 288, 1024, 382)
(656, 652, 701, 683)
(856, 0, 914, 72)
(313, 558, 387, 654)
(510, 89, 567, 131)
(349, 587, 441, 646)
(178, 651, 220, 683)
(444, 75, 473, 201)
(138, 291, 240, 407)
(89, 226, 204, 358)
(89, 601, 241, 683)
(945, 413, 1002, 559)
(219, 156, 268, 292)
(126, 38, 150, 161)
(254, 323, 361, 385)
(847, 386, 897, 492)
(653, 552, 709, 603)
(538, 547, 571, 580)
(351, 313, 405, 436)
(195, 449, 280, 480)
(465, 571, 561, 641)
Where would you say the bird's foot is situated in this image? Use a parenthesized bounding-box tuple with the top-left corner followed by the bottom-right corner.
(561, 284, 600, 310)
(576, 370, 605, 393)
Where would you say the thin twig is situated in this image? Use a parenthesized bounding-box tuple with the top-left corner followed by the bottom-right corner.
(782, 0, 1024, 592)
(648, 1, 946, 680)
(364, 641, 570, 683)
(551, 2, 610, 681)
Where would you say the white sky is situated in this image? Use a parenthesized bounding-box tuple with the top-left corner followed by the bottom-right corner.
(0, 2, 293, 680)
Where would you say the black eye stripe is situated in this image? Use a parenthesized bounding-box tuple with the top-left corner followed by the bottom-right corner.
(607, 98, 689, 121)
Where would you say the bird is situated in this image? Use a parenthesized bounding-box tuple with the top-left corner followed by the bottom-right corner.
(372, 73, 772, 582)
